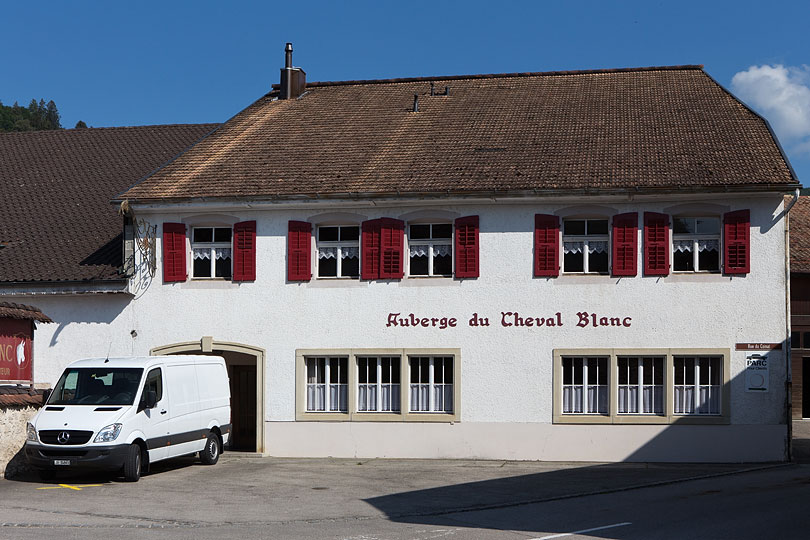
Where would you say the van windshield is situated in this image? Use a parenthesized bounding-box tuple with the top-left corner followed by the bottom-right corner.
(49, 368, 144, 406)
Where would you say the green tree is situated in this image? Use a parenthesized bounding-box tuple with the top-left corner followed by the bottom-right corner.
(74, 120, 88, 129)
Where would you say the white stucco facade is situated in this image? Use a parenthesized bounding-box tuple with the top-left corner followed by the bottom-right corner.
(13, 192, 791, 462)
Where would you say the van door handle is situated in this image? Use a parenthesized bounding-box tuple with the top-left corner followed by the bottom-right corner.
(160, 410, 167, 415)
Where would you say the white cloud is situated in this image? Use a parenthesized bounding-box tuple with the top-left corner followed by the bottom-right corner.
(731, 64, 810, 155)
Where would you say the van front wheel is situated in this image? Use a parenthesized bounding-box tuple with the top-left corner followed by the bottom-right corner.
(123, 443, 142, 482)
(200, 432, 220, 465)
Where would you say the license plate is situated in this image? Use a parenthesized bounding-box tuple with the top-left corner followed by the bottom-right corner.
(53, 459, 71, 466)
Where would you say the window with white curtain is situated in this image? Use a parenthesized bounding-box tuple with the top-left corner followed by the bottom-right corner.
(305, 357, 348, 412)
(618, 356, 664, 414)
(562, 356, 608, 414)
(409, 356, 453, 412)
(317, 225, 360, 278)
(191, 227, 232, 278)
(672, 217, 720, 272)
(562, 219, 609, 274)
(357, 356, 401, 412)
(409, 224, 452, 276)
(674, 356, 722, 415)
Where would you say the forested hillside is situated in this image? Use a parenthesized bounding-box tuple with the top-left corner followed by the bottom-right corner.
(0, 99, 62, 131)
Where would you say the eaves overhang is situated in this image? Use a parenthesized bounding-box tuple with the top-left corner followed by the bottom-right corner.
(115, 182, 802, 211)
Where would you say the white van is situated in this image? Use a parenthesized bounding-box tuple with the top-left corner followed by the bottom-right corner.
(25, 355, 231, 482)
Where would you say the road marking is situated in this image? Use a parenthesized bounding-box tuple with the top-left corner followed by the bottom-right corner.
(532, 521, 632, 539)
(37, 484, 103, 491)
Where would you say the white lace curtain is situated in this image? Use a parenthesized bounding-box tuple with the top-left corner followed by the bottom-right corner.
(563, 241, 608, 255)
(409, 244, 451, 257)
(192, 247, 231, 260)
(673, 239, 719, 253)
(318, 246, 359, 259)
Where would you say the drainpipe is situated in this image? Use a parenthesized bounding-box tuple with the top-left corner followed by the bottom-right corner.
(785, 188, 801, 461)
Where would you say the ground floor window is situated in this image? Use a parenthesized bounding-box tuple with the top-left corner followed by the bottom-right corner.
(296, 349, 460, 421)
(618, 356, 664, 414)
(409, 356, 453, 413)
(554, 348, 729, 424)
(673, 356, 722, 415)
(305, 356, 348, 412)
(561, 356, 608, 414)
(358, 356, 401, 412)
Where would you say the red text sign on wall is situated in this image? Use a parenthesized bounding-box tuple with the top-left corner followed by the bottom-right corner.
(386, 311, 632, 329)
(0, 319, 33, 382)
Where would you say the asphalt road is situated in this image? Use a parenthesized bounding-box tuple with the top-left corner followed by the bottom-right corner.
(1, 456, 808, 539)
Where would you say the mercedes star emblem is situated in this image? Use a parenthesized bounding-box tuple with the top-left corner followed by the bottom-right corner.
(57, 431, 70, 444)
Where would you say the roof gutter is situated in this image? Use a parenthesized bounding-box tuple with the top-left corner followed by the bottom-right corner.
(784, 186, 801, 461)
(115, 183, 802, 208)
(0, 279, 131, 296)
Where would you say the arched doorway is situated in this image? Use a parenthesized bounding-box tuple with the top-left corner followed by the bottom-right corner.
(151, 338, 265, 453)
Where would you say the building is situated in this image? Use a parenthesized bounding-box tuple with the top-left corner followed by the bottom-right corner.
(790, 196, 810, 420)
(1, 53, 801, 462)
(0, 124, 217, 474)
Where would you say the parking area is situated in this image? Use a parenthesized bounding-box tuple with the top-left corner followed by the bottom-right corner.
(0, 454, 798, 539)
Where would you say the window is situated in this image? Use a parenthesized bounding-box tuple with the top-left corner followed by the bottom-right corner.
(409, 224, 452, 276)
(140, 368, 163, 406)
(317, 225, 360, 278)
(554, 349, 728, 424)
(357, 356, 400, 412)
(163, 221, 256, 283)
(562, 356, 608, 414)
(192, 227, 232, 278)
(409, 356, 454, 413)
(618, 356, 664, 414)
(674, 356, 722, 415)
(563, 219, 609, 274)
(305, 357, 348, 412)
(297, 349, 460, 421)
(672, 217, 720, 273)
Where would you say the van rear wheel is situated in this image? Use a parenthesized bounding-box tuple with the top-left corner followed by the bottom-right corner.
(123, 443, 142, 482)
(200, 432, 220, 465)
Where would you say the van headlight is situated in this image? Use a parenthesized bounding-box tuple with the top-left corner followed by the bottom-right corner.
(26, 422, 37, 442)
(94, 423, 123, 443)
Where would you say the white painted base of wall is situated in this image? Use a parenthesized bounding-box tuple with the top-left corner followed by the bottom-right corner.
(0, 406, 37, 477)
(264, 422, 787, 463)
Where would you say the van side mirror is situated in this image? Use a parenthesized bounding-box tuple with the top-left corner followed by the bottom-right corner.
(139, 390, 157, 412)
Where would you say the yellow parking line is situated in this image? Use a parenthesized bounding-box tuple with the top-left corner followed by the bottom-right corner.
(37, 484, 103, 491)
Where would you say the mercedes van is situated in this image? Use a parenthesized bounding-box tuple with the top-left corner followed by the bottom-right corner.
(25, 355, 231, 482)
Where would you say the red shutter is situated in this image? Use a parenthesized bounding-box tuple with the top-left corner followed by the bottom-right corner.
(454, 215, 479, 278)
(361, 219, 381, 280)
(611, 213, 638, 277)
(162, 222, 187, 283)
(287, 221, 311, 281)
(643, 212, 670, 276)
(233, 220, 257, 281)
(379, 218, 404, 279)
(724, 209, 750, 275)
(534, 214, 559, 277)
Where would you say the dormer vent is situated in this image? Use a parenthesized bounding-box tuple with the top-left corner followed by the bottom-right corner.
(279, 42, 306, 99)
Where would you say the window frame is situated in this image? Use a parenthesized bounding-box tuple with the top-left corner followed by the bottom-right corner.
(553, 348, 730, 425)
(407, 222, 454, 277)
(561, 218, 610, 275)
(671, 216, 722, 274)
(296, 348, 460, 422)
(190, 226, 233, 279)
(316, 224, 360, 279)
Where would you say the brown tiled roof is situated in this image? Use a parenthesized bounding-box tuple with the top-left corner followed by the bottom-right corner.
(0, 302, 52, 322)
(791, 196, 810, 273)
(0, 124, 218, 283)
(119, 66, 797, 203)
(0, 386, 46, 407)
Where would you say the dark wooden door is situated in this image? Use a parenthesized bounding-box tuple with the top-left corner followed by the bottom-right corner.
(803, 358, 810, 419)
(229, 365, 257, 451)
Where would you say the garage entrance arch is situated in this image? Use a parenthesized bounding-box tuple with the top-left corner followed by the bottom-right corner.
(151, 338, 265, 453)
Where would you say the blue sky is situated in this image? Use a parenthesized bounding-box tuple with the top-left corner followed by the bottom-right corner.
(2, 0, 808, 185)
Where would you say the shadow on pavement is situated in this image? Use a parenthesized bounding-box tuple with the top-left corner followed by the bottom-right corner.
(7, 454, 201, 484)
